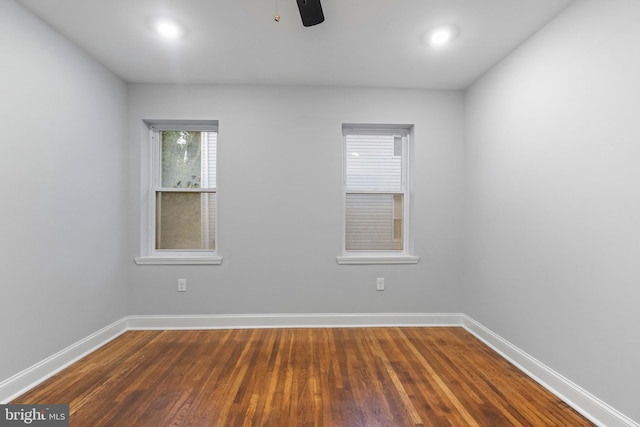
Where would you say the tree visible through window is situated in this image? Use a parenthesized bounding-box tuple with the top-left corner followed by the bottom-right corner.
(155, 129, 217, 251)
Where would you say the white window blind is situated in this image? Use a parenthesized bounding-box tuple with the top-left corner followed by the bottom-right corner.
(346, 134, 403, 191)
(344, 129, 409, 252)
(200, 131, 217, 249)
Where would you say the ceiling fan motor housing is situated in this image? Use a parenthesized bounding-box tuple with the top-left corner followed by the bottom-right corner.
(296, 0, 324, 27)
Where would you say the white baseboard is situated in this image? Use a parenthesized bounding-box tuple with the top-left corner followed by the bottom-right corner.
(125, 312, 464, 329)
(0, 318, 128, 404)
(1, 313, 637, 427)
(461, 315, 639, 427)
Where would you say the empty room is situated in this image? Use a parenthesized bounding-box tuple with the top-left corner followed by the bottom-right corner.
(1, 0, 639, 425)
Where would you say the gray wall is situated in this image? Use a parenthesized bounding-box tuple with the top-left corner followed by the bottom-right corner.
(126, 85, 465, 315)
(0, 1, 128, 381)
(464, 0, 640, 421)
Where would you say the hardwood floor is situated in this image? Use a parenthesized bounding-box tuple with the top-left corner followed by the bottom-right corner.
(13, 327, 594, 426)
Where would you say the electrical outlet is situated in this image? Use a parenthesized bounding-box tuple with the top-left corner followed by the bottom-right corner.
(376, 278, 384, 291)
(178, 279, 187, 292)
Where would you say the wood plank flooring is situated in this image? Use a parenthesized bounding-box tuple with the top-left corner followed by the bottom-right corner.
(13, 327, 594, 426)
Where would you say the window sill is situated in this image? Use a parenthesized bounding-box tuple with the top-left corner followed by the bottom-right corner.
(336, 255, 420, 265)
(134, 256, 223, 265)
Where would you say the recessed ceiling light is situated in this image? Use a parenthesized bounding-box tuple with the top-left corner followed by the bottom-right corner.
(148, 16, 185, 39)
(426, 25, 459, 47)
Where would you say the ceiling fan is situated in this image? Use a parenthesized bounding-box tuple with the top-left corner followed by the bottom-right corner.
(296, 0, 324, 27)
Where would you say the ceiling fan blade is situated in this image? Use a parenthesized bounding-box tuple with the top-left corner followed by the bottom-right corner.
(296, 0, 324, 27)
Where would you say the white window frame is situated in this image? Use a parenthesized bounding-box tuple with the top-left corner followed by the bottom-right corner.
(135, 120, 222, 265)
(337, 124, 419, 265)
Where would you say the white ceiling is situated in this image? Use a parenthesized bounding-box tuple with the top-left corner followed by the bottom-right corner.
(17, 0, 574, 90)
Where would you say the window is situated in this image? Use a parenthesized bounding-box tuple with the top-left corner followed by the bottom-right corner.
(135, 120, 221, 265)
(337, 125, 419, 265)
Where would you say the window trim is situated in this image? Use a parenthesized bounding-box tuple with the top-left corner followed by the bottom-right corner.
(338, 124, 419, 265)
(135, 120, 222, 266)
